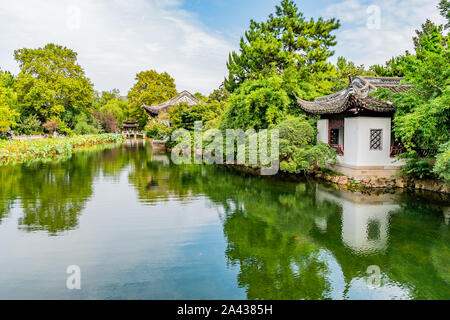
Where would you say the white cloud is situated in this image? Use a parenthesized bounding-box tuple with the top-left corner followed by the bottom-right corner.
(324, 0, 446, 67)
(0, 0, 235, 95)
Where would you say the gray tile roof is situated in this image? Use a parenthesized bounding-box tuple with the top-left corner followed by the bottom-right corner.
(297, 76, 410, 115)
(142, 90, 202, 116)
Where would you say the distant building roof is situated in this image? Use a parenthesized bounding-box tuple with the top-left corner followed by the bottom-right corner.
(122, 120, 139, 128)
(142, 90, 202, 117)
(296, 77, 411, 115)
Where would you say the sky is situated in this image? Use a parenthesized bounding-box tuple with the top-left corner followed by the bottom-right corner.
(0, 0, 446, 95)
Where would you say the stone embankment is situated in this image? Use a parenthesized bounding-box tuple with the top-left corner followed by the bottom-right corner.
(310, 170, 449, 194)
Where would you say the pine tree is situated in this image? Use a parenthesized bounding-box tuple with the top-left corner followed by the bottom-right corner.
(224, 0, 340, 92)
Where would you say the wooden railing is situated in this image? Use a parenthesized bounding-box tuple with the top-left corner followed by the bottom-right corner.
(390, 146, 438, 158)
(413, 148, 438, 158)
(330, 144, 344, 155)
(390, 146, 405, 158)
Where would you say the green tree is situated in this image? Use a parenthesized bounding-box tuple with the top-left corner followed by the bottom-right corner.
(94, 89, 121, 108)
(224, 0, 340, 92)
(0, 70, 19, 133)
(127, 70, 177, 127)
(372, 19, 449, 178)
(221, 74, 292, 130)
(208, 83, 231, 103)
(335, 57, 375, 89)
(169, 101, 225, 130)
(93, 89, 130, 132)
(370, 55, 408, 77)
(439, 0, 449, 29)
(13, 43, 94, 129)
(193, 92, 208, 102)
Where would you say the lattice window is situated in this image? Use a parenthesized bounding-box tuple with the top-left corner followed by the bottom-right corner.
(370, 129, 382, 150)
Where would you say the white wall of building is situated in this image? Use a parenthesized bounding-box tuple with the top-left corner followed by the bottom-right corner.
(341, 117, 393, 167)
(316, 116, 404, 169)
(317, 119, 329, 144)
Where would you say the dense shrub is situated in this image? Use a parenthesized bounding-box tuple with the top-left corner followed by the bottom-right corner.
(433, 141, 450, 182)
(145, 121, 173, 140)
(0, 134, 124, 165)
(74, 121, 99, 135)
(16, 114, 42, 135)
(276, 117, 336, 173)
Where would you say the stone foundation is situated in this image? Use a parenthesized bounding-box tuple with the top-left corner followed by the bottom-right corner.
(326, 163, 402, 179)
(310, 170, 449, 194)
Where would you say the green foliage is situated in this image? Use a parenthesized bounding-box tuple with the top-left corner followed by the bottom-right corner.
(370, 55, 409, 77)
(221, 75, 291, 130)
(224, 0, 340, 92)
(0, 134, 124, 165)
(335, 57, 375, 88)
(13, 43, 94, 128)
(433, 141, 450, 182)
(440, 0, 450, 29)
(0, 105, 19, 133)
(276, 116, 336, 173)
(17, 114, 42, 135)
(208, 83, 231, 102)
(169, 101, 225, 130)
(55, 119, 74, 137)
(127, 70, 177, 127)
(144, 121, 173, 140)
(100, 99, 127, 123)
(94, 89, 121, 108)
(73, 115, 100, 135)
(0, 70, 19, 132)
(371, 19, 449, 179)
(193, 92, 208, 102)
(400, 157, 434, 179)
(93, 89, 130, 130)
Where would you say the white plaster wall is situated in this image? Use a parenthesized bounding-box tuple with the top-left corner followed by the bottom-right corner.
(341, 117, 392, 167)
(317, 119, 329, 144)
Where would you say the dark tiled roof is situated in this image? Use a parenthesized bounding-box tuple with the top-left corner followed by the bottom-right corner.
(142, 90, 202, 116)
(297, 77, 410, 115)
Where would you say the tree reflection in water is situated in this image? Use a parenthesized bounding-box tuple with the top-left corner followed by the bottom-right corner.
(125, 147, 450, 299)
(0, 143, 448, 299)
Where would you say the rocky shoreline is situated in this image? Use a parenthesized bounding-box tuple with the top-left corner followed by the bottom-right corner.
(163, 144, 449, 194)
(308, 170, 449, 194)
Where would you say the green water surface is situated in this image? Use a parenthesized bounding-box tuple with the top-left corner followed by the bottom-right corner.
(0, 142, 448, 299)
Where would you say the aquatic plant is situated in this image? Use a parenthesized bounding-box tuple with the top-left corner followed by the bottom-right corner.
(0, 134, 124, 166)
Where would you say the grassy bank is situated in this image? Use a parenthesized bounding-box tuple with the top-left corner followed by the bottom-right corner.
(0, 134, 124, 166)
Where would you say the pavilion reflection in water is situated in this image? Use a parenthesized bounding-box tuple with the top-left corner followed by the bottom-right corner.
(315, 185, 399, 254)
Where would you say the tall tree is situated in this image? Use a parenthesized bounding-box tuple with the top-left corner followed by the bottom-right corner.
(372, 19, 449, 179)
(13, 43, 94, 129)
(224, 0, 340, 92)
(127, 70, 177, 127)
(439, 0, 450, 29)
(0, 70, 19, 133)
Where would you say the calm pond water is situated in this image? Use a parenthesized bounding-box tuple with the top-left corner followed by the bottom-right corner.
(0, 141, 449, 300)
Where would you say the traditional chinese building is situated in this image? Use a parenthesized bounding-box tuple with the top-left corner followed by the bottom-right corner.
(297, 76, 411, 178)
(122, 120, 143, 139)
(122, 120, 139, 133)
(142, 90, 202, 118)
